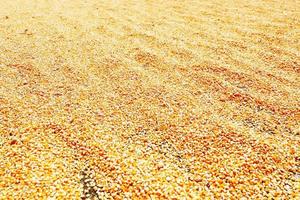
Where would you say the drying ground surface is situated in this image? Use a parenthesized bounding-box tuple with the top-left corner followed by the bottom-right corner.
(0, 0, 299, 199)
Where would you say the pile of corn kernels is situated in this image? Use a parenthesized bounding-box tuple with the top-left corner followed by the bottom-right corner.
(0, 0, 299, 199)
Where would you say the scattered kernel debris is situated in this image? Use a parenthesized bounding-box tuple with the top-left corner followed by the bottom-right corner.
(0, 0, 299, 199)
